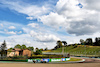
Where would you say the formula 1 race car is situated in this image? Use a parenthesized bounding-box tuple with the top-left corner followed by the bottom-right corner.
(32, 59, 48, 63)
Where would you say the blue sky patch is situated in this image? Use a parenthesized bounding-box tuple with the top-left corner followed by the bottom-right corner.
(77, 3, 83, 8)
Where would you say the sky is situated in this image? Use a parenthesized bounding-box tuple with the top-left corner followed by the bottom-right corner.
(0, 0, 100, 49)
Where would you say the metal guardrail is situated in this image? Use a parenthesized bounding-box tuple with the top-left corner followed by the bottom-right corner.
(43, 52, 70, 57)
(43, 52, 64, 55)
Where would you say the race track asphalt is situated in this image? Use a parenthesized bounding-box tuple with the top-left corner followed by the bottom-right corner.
(0, 63, 100, 67)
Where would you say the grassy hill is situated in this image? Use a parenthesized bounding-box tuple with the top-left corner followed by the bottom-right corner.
(43, 45, 100, 57)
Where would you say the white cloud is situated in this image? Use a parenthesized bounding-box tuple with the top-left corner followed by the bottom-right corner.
(26, 17, 34, 20)
(6, 31, 16, 35)
(39, 0, 100, 36)
(29, 30, 60, 42)
(56, 0, 82, 17)
(22, 27, 60, 42)
(30, 30, 37, 36)
(40, 12, 67, 28)
(27, 23, 38, 28)
(36, 34, 60, 42)
(8, 26, 16, 29)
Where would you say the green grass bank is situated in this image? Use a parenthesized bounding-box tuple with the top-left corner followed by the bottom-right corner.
(43, 45, 100, 57)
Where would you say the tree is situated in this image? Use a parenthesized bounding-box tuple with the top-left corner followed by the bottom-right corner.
(62, 41, 67, 46)
(0, 40, 7, 57)
(9, 47, 13, 50)
(1, 40, 7, 50)
(85, 38, 93, 45)
(21, 44, 26, 49)
(53, 46, 58, 50)
(80, 39, 85, 45)
(14, 44, 21, 49)
(56, 40, 63, 48)
(34, 49, 42, 55)
(95, 37, 100, 46)
(28, 46, 34, 51)
(44, 47, 48, 51)
(35, 48, 38, 51)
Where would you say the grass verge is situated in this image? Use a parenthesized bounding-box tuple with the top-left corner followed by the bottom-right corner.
(68, 58, 82, 61)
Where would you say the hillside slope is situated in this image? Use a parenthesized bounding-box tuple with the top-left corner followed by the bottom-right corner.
(48, 45, 100, 57)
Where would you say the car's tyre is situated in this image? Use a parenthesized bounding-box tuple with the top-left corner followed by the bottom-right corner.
(43, 61, 46, 63)
(33, 60, 36, 63)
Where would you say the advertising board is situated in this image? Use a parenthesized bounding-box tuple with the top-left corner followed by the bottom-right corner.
(27, 58, 70, 63)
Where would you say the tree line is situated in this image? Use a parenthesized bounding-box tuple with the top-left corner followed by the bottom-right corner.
(53, 37, 100, 50)
(9, 44, 34, 51)
(80, 37, 100, 46)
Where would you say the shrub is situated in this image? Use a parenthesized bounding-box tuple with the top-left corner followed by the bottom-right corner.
(34, 49, 42, 55)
